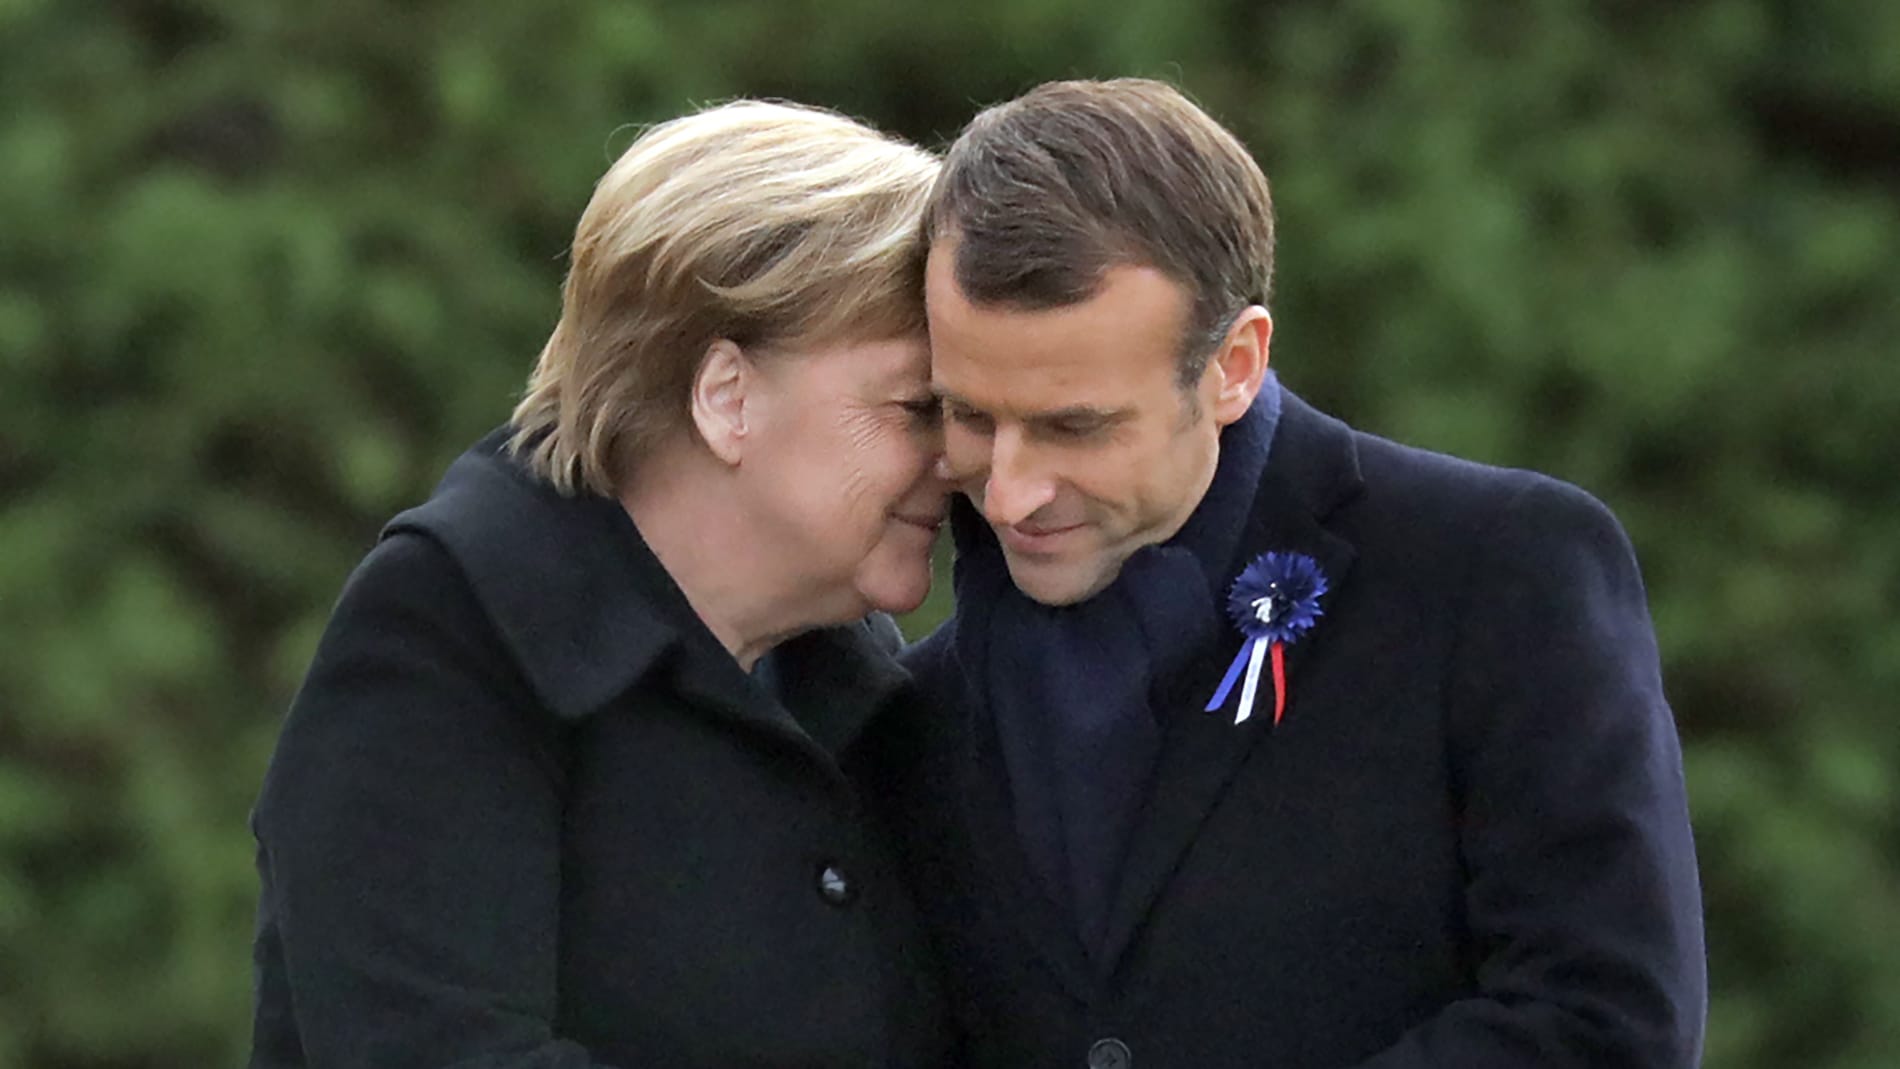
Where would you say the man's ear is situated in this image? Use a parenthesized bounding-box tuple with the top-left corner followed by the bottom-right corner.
(691, 339, 751, 466)
(1207, 306, 1272, 426)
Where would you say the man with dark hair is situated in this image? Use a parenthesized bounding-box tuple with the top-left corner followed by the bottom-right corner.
(892, 78, 1706, 1069)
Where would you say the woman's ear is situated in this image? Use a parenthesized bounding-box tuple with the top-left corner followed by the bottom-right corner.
(691, 339, 751, 466)
(1209, 306, 1272, 426)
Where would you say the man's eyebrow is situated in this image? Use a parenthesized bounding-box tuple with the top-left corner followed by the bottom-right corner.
(933, 387, 990, 414)
(1027, 405, 1133, 428)
(932, 382, 1135, 425)
(933, 387, 1133, 426)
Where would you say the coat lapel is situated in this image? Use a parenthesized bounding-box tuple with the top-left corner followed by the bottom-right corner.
(666, 601, 913, 786)
(667, 639, 843, 770)
(1096, 389, 1363, 973)
(769, 621, 911, 762)
(945, 522, 1100, 1002)
(956, 688, 1100, 1000)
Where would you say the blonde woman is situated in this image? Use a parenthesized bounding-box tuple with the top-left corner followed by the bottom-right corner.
(248, 102, 953, 1068)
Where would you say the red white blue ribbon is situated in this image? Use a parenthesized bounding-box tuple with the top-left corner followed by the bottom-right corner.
(1204, 551, 1328, 725)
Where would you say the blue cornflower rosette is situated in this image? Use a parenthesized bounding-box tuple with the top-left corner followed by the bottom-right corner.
(1203, 551, 1328, 725)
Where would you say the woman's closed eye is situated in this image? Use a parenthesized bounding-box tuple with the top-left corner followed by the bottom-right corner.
(897, 396, 942, 425)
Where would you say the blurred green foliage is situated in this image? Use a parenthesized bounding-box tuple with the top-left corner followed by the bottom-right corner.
(2, 1, 1896, 1066)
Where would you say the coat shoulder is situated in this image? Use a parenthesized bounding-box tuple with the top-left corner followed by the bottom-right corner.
(1343, 426, 1632, 556)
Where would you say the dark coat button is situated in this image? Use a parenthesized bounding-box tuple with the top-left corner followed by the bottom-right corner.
(1087, 1037, 1131, 1069)
(817, 863, 855, 906)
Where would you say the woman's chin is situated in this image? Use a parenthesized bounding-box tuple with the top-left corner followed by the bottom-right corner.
(857, 562, 933, 617)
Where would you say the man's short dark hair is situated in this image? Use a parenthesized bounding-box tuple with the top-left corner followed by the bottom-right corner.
(927, 78, 1275, 388)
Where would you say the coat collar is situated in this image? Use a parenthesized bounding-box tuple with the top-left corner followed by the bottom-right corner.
(767, 618, 912, 760)
(382, 430, 687, 720)
(381, 431, 907, 761)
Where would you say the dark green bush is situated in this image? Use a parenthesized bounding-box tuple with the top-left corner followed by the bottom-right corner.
(2, 2, 1894, 1065)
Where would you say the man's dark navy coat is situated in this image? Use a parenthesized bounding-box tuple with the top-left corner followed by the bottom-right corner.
(889, 387, 1706, 1069)
(249, 434, 952, 1068)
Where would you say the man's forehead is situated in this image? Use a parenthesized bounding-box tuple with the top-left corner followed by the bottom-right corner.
(926, 249, 1191, 420)
(931, 358, 1142, 424)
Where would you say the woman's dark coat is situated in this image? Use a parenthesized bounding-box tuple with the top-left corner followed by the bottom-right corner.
(248, 432, 952, 1069)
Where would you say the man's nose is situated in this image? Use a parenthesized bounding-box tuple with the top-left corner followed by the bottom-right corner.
(980, 427, 1056, 527)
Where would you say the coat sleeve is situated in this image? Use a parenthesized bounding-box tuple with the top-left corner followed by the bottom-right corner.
(250, 533, 624, 1068)
(1346, 476, 1706, 1069)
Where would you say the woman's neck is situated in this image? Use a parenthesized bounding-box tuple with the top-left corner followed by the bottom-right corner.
(618, 447, 815, 671)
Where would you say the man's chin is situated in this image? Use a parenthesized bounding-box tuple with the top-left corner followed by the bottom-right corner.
(1001, 552, 1112, 607)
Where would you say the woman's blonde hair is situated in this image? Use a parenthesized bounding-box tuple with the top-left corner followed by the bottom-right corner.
(511, 100, 939, 495)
